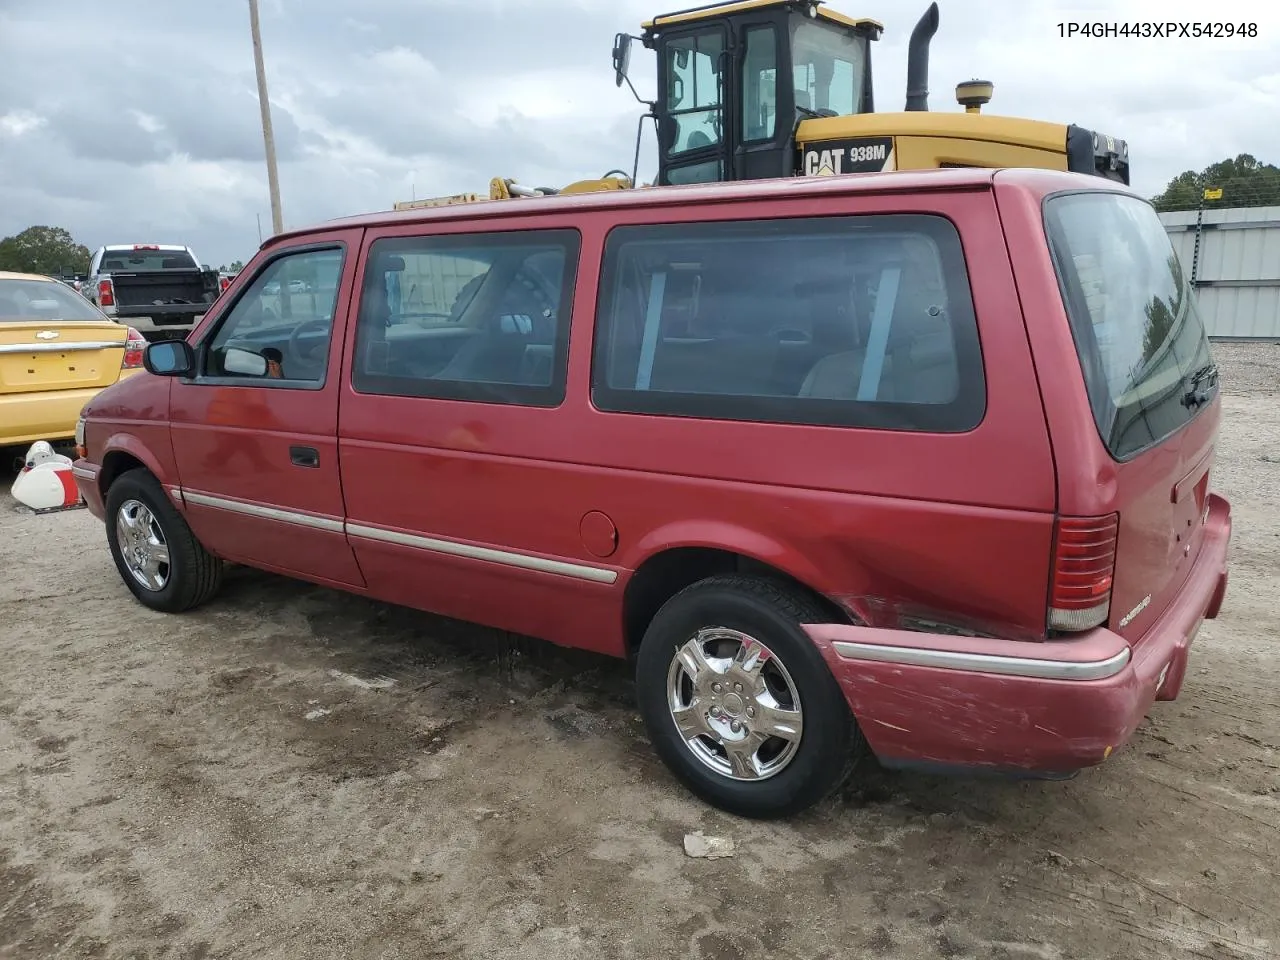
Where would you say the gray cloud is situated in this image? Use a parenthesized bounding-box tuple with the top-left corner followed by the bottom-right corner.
(1, 0, 1278, 269)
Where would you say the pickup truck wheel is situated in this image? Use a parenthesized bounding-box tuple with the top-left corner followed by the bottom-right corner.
(105, 469, 223, 613)
(635, 574, 863, 819)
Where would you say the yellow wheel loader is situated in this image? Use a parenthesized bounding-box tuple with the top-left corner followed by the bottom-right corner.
(394, 0, 1128, 208)
(614, 0, 1128, 187)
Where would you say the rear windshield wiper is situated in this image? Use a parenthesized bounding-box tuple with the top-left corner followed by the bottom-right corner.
(1181, 362, 1219, 408)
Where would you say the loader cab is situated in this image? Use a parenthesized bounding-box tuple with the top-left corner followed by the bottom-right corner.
(634, 0, 882, 186)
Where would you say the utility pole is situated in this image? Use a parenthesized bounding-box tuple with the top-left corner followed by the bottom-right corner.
(249, 0, 283, 236)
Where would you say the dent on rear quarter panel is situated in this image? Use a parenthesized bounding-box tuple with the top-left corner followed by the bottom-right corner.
(618, 499, 1055, 643)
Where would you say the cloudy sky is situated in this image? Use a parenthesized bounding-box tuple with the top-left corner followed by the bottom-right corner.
(1, 0, 1276, 270)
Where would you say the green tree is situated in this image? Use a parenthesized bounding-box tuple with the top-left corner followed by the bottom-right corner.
(217, 260, 245, 273)
(1151, 154, 1280, 212)
(0, 225, 92, 276)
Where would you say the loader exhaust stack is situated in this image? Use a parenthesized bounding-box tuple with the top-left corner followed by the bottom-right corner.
(905, 2, 939, 111)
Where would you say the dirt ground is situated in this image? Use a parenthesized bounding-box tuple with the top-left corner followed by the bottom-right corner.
(1, 342, 1277, 960)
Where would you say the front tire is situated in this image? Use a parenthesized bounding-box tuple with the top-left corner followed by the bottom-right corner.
(635, 574, 863, 819)
(104, 468, 223, 612)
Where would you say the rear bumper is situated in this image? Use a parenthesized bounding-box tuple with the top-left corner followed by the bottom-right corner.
(803, 493, 1233, 776)
(1, 386, 119, 448)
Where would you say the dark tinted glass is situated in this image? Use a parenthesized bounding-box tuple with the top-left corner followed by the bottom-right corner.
(1045, 191, 1216, 460)
(591, 214, 985, 432)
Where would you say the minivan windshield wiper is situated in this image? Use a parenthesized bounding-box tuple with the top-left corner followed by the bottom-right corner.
(1181, 362, 1219, 408)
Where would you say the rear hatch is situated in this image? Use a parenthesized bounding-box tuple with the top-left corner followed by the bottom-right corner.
(1043, 190, 1220, 641)
(0, 277, 128, 394)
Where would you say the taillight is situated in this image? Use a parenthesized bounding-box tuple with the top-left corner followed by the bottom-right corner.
(97, 278, 115, 307)
(122, 327, 146, 369)
(219, 276, 231, 293)
(1049, 514, 1119, 632)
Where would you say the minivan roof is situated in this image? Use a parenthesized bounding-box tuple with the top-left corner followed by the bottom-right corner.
(268, 167, 1137, 249)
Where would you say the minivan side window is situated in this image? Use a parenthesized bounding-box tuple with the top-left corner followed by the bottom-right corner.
(351, 230, 580, 407)
(202, 246, 345, 385)
(591, 214, 985, 432)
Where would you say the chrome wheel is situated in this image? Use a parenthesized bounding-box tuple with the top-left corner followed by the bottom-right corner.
(115, 498, 171, 592)
(666, 627, 804, 782)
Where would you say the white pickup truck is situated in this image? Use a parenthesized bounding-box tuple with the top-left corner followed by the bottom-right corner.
(83, 244, 221, 340)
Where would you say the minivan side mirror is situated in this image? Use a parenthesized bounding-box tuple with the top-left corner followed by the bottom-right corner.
(143, 339, 195, 377)
(612, 33, 632, 87)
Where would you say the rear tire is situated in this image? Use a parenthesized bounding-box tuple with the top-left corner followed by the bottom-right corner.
(105, 468, 223, 612)
(635, 574, 863, 818)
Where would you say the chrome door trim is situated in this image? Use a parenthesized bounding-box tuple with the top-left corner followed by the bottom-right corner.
(346, 522, 619, 584)
(173, 487, 619, 585)
(181, 490, 344, 534)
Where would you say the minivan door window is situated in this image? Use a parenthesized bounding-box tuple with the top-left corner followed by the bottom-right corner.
(351, 230, 580, 407)
(1045, 191, 1216, 460)
(202, 247, 344, 385)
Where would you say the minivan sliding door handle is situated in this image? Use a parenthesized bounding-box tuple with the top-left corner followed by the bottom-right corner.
(289, 445, 320, 468)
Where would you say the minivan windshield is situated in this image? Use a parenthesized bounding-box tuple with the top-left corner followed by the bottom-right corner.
(1044, 191, 1216, 461)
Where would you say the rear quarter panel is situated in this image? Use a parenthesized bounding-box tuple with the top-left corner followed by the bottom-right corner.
(571, 187, 1060, 642)
(993, 174, 1224, 642)
(338, 186, 1060, 653)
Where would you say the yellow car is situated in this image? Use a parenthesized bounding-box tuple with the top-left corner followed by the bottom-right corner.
(1, 271, 147, 451)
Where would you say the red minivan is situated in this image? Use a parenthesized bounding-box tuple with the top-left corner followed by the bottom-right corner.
(71, 167, 1231, 818)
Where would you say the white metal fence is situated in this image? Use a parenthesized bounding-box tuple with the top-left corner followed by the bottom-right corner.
(1160, 205, 1280, 340)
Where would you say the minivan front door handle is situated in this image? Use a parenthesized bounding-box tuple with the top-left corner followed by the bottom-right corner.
(290, 445, 319, 468)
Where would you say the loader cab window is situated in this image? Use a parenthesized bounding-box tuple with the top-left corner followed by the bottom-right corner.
(742, 26, 778, 142)
(791, 21, 866, 117)
(664, 28, 725, 157)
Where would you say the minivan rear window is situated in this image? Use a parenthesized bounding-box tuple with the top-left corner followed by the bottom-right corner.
(1044, 191, 1216, 461)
